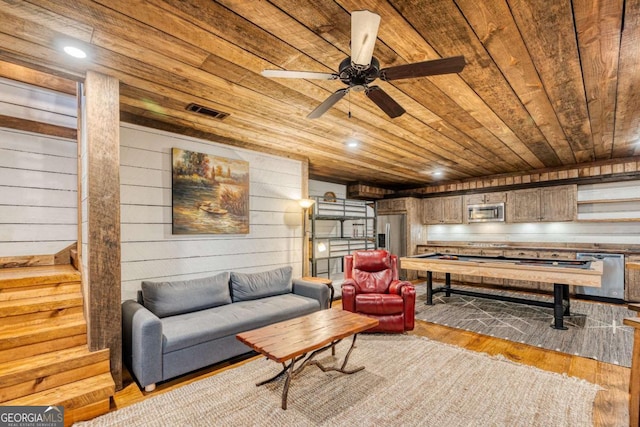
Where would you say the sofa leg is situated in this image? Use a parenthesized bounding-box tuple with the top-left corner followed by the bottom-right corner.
(144, 383, 156, 392)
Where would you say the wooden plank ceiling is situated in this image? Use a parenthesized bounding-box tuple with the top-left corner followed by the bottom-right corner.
(0, 0, 638, 190)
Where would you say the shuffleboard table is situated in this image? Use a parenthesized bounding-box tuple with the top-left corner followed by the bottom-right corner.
(400, 252, 603, 330)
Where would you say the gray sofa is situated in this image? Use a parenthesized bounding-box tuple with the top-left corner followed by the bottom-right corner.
(122, 266, 329, 391)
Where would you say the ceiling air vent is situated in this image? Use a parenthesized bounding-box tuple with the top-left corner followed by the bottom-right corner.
(186, 103, 229, 120)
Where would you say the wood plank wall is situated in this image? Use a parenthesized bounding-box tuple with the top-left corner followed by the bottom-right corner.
(119, 124, 305, 301)
(0, 78, 78, 257)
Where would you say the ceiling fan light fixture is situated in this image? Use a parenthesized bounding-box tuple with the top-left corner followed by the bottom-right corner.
(350, 10, 381, 68)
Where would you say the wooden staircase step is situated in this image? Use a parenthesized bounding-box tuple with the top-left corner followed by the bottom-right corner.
(0, 334, 87, 364)
(0, 281, 81, 302)
(0, 313, 86, 351)
(0, 360, 110, 404)
(0, 265, 81, 289)
(4, 372, 115, 410)
(0, 293, 83, 317)
(0, 346, 110, 389)
(0, 306, 84, 329)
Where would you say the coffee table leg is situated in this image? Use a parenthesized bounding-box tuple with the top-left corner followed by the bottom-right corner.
(282, 358, 295, 410)
(313, 334, 365, 375)
(256, 362, 289, 387)
(256, 335, 364, 410)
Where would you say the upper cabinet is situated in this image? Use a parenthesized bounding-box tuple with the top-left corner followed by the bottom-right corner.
(376, 198, 406, 214)
(464, 192, 507, 205)
(423, 195, 463, 224)
(507, 184, 577, 222)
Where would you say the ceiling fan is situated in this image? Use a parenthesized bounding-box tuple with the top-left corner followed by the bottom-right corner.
(261, 10, 466, 119)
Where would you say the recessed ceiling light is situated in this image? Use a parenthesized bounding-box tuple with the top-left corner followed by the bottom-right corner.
(347, 140, 358, 148)
(433, 171, 443, 177)
(63, 46, 87, 59)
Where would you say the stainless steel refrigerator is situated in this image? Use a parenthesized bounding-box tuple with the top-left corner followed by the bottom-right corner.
(377, 214, 407, 258)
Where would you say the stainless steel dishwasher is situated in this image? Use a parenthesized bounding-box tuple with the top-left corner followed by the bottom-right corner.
(575, 252, 625, 302)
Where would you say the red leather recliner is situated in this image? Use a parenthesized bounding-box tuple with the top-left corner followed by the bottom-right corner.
(341, 249, 415, 333)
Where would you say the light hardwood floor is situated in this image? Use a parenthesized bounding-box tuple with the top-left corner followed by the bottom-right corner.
(110, 301, 630, 427)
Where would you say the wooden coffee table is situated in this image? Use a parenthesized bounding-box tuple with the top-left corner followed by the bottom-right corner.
(236, 309, 378, 409)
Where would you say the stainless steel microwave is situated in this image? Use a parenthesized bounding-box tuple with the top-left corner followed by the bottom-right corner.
(467, 203, 505, 223)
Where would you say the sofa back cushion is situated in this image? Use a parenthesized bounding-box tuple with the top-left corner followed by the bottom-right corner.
(142, 272, 231, 318)
(230, 266, 292, 302)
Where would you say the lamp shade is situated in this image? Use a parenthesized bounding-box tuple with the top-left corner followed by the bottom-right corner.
(299, 198, 315, 209)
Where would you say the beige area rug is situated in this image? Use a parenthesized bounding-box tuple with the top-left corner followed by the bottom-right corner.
(80, 335, 601, 427)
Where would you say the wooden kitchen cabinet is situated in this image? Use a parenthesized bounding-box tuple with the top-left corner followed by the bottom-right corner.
(465, 192, 507, 205)
(507, 188, 540, 222)
(626, 255, 640, 302)
(376, 198, 406, 214)
(423, 196, 463, 224)
(540, 186, 576, 221)
(507, 185, 576, 222)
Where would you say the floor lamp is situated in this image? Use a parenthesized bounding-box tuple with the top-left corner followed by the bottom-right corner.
(299, 198, 315, 277)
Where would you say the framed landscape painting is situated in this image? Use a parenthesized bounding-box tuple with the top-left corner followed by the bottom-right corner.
(172, 148, 250, 234)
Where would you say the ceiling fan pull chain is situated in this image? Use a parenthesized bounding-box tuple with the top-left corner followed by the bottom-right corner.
(348, 91, 352, 118)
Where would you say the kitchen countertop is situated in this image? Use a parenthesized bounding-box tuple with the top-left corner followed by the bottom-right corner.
(417, 241, 640, 255)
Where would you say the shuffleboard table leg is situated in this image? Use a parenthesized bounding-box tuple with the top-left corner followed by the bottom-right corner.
(445, 273, 451, 297)
(562, 284, 570, 315)
(426, 271, 433, 305)
(552, 283, 568, 330)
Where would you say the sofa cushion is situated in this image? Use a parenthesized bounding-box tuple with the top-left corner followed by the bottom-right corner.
(161, 293, 319, 353)
(230, 266, 292, 302)
(142, 272, 231, 318)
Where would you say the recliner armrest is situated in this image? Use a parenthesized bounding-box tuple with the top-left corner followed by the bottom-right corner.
(401, 284, 416, 331)
(292, 278, 330, 309)
(389, 280, 413, 295)
(122, 300, 163, 389)
(341, 280, 357, 312)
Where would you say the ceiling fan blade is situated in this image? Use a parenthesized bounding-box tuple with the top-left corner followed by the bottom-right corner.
(365, 86, 405, 118)
(261, 70, 338, 80)
(350, 10, 381, 67)
(307, 88, 349, 119)
(380, 56, 466, 81)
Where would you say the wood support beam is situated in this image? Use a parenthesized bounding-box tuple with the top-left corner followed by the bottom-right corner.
(82, 71, 122, 389)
